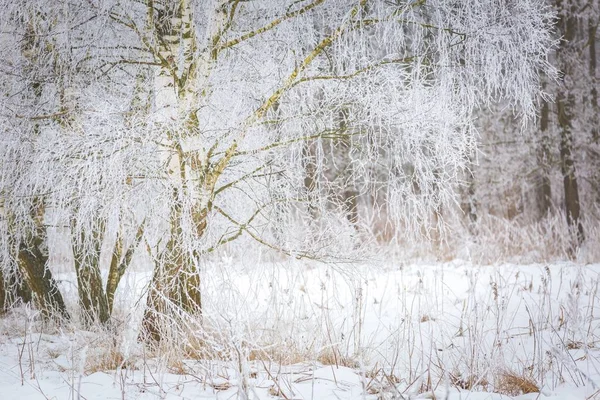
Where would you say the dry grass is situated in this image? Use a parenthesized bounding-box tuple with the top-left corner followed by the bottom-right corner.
(46, 349, 61, 359)
(450, 373, 489, 390)
(566, 340, 585, 350)
(84, 330, 138, 374)
(317, 347, 359, 368)
(167, 359, 188, 375)
(85, 348, 126, 374)
(248, 347, 307, 366)
(454, 213, 600, 263)
(387, 212, 600, 264)
(496, 371, 539, 395)
(181, 331, 310, 365)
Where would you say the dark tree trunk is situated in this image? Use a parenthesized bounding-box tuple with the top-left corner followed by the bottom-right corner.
(0, 268, 33, 314)
(302, 141, 320, 220)
(106, 222, 144, 315)
(536, 98, 553, 218)
(141, 193, 201, 343)
(588, 18, 600, 207)
(556, 0, 584, 246)
(72, 229, 110, 327)
(461, 157, 477, 234)
(18, 238, 69, 320)
(589, 19, 598, 143)
(336, 109, 359, 226)
(11, 200, 69, 321)
(0, 269, 6, 314)
(557, 97, 584, 243)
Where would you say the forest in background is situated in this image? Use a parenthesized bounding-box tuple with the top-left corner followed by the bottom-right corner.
(459, 0, 600, 263)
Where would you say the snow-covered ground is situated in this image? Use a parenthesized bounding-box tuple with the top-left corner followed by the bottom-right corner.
(1, 260, 599, 399)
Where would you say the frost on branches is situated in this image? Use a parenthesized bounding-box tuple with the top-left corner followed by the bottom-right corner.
(0, 0, 555, 337)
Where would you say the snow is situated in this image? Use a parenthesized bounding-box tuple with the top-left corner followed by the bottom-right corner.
(1, 261, 599, 399)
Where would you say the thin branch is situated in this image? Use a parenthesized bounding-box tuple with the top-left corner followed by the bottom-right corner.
(214, 161, 273, 196)
(287, 56, 419, 90)
(215, 0, 326, 54)
(229, 128, 358, 158)
(15, 111, 69, 121)
(213, 205, 318, 260)
(205, 203, 266, 253)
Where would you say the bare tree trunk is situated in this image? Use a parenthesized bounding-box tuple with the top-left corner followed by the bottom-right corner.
(335, 109, 359, 226)
(536, 98, 553, 218)
(557, 98, 584, 243)
(0, 269, 6, 314)
(106, 222, 145, 315)
(140, 0, 217, 343)
(556, 0, 584, 246)
(590, 19, 598, 143)
(142, 193, 202, 343)
(74, 262, 109, 326)
(72, 229, 110, 327)
(460, 157, 477, 236)
(72, 215, 143, 327)
(18, 242, 69, 320)
(11, 201, 69, 321)
(303, 141, 319, 220)
(0, 267, 33, 314)
(588, 17, 600, 207)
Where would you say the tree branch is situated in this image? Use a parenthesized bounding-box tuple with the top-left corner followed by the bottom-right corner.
(214, 0, 326, 54)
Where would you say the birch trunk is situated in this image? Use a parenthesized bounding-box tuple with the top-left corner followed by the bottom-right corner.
(141, 0, 227, 342)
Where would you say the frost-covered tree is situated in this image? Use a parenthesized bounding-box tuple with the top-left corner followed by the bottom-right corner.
(460, 0, 598, 259)
(549, 0, 600, 248)
(0, 3, 72, 320)
(0, 0, 555, 338)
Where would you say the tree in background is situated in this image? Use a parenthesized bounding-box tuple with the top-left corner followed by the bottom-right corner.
(461, 0, 598, 259)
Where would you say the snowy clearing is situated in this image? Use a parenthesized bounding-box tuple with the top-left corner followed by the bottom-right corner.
(1, 261, 599, 399)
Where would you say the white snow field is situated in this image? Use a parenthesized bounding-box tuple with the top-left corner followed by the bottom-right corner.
(1, 260, 599, 399)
